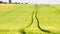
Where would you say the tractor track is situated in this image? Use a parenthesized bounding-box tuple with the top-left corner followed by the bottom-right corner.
(19, 4, 60, 34)
(1, 4, 59, 34)
(34, 4, 60, 34)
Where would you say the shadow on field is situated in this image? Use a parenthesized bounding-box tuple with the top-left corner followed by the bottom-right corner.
(18, 29, 26, 34)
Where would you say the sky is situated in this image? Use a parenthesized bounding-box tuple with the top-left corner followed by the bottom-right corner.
(0, 0, 60, 4)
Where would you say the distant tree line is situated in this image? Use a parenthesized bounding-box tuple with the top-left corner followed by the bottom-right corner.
(0, 1, 7, 4)
(0, 1, 2, 3)
(0, 0, 28, 4)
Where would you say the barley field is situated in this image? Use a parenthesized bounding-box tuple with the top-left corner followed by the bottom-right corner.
(0, 4, 60, 34)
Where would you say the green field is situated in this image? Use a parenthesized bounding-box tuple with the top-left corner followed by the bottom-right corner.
(0, 4, 60, 34)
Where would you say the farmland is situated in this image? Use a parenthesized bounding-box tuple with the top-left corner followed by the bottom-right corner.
(0, 4, 60, 34)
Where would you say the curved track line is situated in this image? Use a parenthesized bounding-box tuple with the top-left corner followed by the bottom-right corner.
(18, 4, 59, 34)
(35, 4, 59, 34)
(35, 4, 51, 33)
(26, 6, 35, 28)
